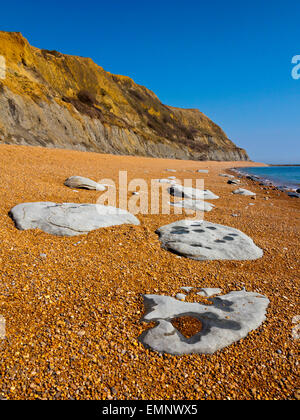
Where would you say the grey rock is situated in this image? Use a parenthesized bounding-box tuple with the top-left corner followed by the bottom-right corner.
(196, 170, 209, 174)
(10, 202, 140, 237)
(139, 290, 269, 355)
(181, 287, 194, 293)
(175, 293, 187, 301)
(155, 178, 177, 185)
(64, 176, 106, 191)
(233, 188, 256, 196)
(169, 200, 215, 212)
(197, 288, 222, 297)
(219, 174, 235, 179)
(169, 185, 219, 200)
(227, 179, 241, 185)
(156, 219, 263, 261)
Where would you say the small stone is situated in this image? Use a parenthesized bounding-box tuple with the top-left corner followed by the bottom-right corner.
(181, 287, 194, 293)
(233, 188, 256, 197)
(197, 288, 222, 297)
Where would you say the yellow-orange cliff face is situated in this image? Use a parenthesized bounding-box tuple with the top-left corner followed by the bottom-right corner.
(0, 32, 249, 160)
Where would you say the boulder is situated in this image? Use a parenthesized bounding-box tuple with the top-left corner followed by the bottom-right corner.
(9, 202, 140, 236)
(227, 179, 241, 185)
(64, 176, 106, 191)
(196, 170, 209, 174)
(139, 290, 269, 355)
(233, 188, 256, 196)
(169, 185, 219, 200)
(169, 200, 215, 212)
(156, 219, 263, 261)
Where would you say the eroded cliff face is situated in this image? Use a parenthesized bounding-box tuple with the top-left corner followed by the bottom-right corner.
(0, 32, 249, 161)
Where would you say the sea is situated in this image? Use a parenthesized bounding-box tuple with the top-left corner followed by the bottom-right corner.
(237, 166, 300, 190)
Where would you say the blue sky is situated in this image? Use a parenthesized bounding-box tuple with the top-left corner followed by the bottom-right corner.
(1, 0, 299, 163)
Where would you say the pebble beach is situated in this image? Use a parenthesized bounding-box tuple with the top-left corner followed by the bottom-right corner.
(0, 144, 299, 400)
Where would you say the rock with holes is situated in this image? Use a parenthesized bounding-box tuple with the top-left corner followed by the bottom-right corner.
(64, 176, 106, 191)
(156, 219, 263, 261)
(169, 185, 219, 200)
(139, 290, 269, 354)
(233, 188, 256, 196)
(9, 202, 140, 236)
(169, 200, 215, 212)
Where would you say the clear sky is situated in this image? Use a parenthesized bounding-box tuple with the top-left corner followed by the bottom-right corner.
(1, 0, 299, 163)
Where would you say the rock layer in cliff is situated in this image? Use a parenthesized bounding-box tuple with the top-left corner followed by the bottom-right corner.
(0, 31, 249, 161)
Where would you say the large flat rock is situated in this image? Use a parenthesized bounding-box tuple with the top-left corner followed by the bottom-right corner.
(169, 185, 219, 200)
(10, 202, 140, 236)
(139, 290, 269, 355)
(156, 219, 263, 261)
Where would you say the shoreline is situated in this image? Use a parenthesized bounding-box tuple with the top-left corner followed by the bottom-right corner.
(230, 166, 300, 196)
(0, 144, 298, 400)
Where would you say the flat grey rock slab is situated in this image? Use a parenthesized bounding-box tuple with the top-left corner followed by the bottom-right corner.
(64, 176, 106, 191)
(196, 170, 209, 174)
(139, 290, 269, 355)
(10, 202, 140, 236)
(233, 188, 256, 196)
(169, 185, 219, 200)
(169, 200, 215, 212)
(156, 219, 263, 261)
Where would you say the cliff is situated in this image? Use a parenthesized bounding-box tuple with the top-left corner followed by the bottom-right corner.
(0, 32, 249, 161)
